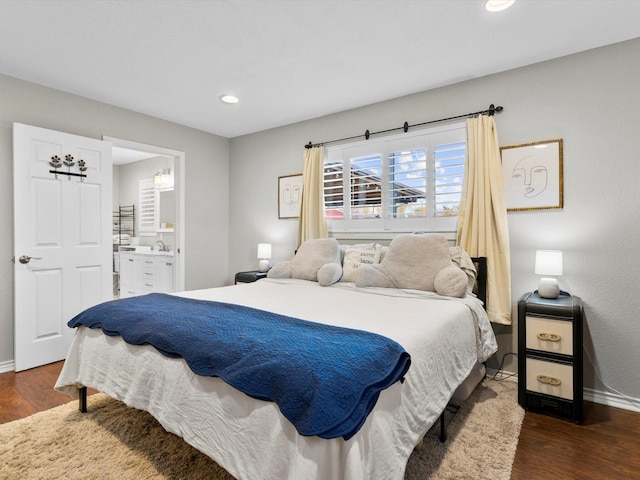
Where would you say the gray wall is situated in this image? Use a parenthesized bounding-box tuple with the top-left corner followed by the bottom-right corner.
(0, 74, 230, 365)
(115, 156, 173, 212)
(229, 38, 640, 406)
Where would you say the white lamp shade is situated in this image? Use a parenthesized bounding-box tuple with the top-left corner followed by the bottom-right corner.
(257, 243, 271, 272)
(257, 243, 271, 259)
(535, 250, 563, 276)
(535, 250, 563, 298)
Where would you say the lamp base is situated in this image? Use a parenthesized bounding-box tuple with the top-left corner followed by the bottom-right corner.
(258, 259, 270, 272)
(538, 278, 560, 299)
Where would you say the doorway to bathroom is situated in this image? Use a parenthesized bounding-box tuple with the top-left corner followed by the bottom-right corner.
(106, 136, 185, 298)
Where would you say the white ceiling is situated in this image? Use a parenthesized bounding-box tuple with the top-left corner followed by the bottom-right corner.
(1, 0, 640, 139)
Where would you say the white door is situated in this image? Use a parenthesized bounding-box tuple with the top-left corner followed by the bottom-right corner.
(13, 123, 112, 371)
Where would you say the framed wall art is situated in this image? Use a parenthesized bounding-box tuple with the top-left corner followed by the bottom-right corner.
(278, 173, 303, 219)
(501, 138, 563, 212)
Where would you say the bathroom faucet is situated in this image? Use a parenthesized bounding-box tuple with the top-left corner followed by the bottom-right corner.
(155, 240, 168, 252)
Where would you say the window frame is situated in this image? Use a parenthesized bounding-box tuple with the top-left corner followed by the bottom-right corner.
(324, 121, 466, 233)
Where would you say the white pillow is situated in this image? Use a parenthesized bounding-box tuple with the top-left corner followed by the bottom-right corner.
(339, 242, 374, 264)
(341, 244, 382, 282)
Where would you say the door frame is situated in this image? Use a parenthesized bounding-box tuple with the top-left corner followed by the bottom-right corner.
(104, 136, 186, 292)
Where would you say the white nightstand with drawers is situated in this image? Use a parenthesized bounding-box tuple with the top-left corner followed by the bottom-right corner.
(518, 291, 584, 422)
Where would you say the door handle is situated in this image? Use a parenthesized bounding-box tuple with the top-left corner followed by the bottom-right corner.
(18, 255, 43, 264)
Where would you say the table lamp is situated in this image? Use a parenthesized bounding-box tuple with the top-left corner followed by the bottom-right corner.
(257, 243, 271, 272)
(535, 250, 563, 299)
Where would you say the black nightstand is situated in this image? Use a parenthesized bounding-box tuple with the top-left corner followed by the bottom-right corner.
(234, 270, 268, 284)
(518, 291, 584, 422)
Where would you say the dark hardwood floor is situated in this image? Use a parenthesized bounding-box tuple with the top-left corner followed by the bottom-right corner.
(0, 361, 80, 423)
(511, 399, 640, 480)
(1, 363, 639, 479)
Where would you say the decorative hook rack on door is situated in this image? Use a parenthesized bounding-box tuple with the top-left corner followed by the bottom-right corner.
(49, 154, 87, 181)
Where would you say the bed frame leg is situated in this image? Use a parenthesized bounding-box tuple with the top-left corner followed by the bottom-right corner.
(79, 386, 87, 413)
(439, 411, 446, 443)
(439, 403, 461, 443)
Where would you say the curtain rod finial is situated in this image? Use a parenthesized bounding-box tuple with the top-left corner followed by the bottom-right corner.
(488, 104, 504, 116)
(305, 142, 313, 149)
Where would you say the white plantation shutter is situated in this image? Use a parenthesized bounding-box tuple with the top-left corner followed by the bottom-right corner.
(323, 160, 344, 220)
(388, 147, 427, 219)
(350, 153, 383, 220)
(138, 179, 158, 234)
(323, 122, 466, 232)
(434, 141, 465, 217)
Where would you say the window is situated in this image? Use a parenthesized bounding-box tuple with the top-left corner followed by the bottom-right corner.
(323, 122, 466, 232)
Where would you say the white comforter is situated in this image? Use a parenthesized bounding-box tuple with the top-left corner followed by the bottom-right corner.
(55, 278, 497, 480)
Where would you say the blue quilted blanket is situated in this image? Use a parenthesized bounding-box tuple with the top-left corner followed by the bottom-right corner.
(68, 293, 411, 439)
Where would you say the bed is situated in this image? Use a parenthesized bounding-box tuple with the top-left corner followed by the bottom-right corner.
(55, 234, 498, 480)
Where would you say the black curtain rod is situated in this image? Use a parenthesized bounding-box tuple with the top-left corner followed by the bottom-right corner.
(305, 103, 503, 149)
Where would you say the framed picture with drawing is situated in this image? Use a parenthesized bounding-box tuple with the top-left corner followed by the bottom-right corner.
(501, 138, 563, 212)
(278, 174, 303, 219)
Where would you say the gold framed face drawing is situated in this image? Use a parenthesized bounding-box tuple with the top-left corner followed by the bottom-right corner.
(501, 139, 563, 212)
(278, 174, 303, 219)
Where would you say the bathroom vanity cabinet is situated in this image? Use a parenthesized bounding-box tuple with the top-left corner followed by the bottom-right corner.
(119, 252, 175, 298)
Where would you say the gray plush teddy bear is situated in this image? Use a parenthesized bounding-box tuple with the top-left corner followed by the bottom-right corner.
(356, 234, 468, 298)
(267, 238, 343, 286)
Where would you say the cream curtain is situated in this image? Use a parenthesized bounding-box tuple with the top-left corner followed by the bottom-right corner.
(457, 115, 512, 325)
(298, 146, 328, 246)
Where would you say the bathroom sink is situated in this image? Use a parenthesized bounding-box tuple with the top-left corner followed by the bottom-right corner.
(130, 249, 173, 256)
(152, 251, 174, 256)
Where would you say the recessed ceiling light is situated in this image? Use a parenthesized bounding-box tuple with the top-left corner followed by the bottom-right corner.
(220, 94, 239, 104)
(483, 0, 515, 12)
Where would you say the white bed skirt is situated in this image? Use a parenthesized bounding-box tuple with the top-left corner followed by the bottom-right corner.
(56, 279, 497, 480)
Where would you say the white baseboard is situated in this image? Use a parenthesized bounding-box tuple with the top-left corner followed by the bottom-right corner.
(0, 360, 15, 374)
(584, 387, 640, 413)
(485, 370, 640, 413)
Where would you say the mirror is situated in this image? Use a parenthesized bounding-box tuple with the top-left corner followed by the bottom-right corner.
(158, 189, 175, 231)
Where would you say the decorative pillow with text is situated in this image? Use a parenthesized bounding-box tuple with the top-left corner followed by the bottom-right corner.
(341, 244, 382, 282)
